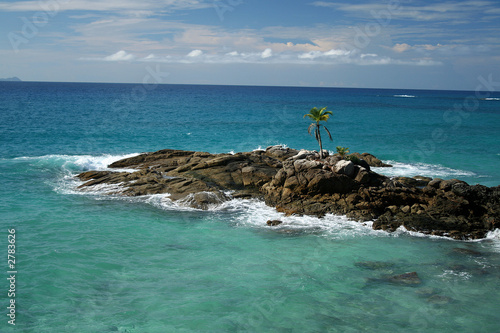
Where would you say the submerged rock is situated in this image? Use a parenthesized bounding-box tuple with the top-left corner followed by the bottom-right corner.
(415, 287, 437, 297)
(355, 261, 395, 270)
(387, 272, 422, 285)
(365, 271, 422, 287)
(451, 247, 483, 256)
(177, 191, 229, 210)
(266, 220, 283, 226)
(427, 294, 452, 305)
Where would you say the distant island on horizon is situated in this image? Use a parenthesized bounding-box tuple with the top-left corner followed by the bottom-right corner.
(0, 77, 22, 82)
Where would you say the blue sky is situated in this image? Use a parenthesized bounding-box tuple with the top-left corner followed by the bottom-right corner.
(1, 0, 499, 90)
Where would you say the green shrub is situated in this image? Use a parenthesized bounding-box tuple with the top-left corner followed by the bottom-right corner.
(346, 154, 360, 164)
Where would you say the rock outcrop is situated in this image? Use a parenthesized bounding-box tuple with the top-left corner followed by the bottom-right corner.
(76, 146, 499, 240)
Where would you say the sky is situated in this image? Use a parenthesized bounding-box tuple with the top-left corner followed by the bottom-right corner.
(0, 0, 499, 90)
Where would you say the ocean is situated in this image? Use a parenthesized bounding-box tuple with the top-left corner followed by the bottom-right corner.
(1, 81, 499, 332)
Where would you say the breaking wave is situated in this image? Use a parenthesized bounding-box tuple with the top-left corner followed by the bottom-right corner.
(373, 161, 476, 179)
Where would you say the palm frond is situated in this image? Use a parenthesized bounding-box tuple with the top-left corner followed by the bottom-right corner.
(305, 107, 332, 122)
(307, 123, 316, 136)
(323, 125, 333, 141)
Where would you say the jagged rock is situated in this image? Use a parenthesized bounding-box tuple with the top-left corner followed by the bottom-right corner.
(354, 167, 371, 184)
(241, 166, 276, 188)
(265, 145, 299, 160)
(427, 178, 443, 189)
(356, 159, 371, 171)
(348, 152, 392, 167)
(324, 155, 342, 166)
(290, 149, 316, 160)
(78, 170, 112, 181)
(439, 179, 467, 191)
(394, 176, 431, 187)
(293, 159, 322, 173)
(267, 220, 283, 226)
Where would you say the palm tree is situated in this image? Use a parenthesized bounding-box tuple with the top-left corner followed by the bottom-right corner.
(336, 146, 350, 159)
(304, 107, 333, 159)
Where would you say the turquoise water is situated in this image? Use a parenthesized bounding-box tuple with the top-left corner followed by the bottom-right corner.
(1, 82, 500, 332)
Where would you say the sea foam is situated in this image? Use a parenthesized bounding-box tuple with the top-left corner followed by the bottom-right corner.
(15, 153, 140, 173)
(373, 161, 476, 179)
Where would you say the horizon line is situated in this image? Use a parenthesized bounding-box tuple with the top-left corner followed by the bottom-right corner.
(1, 79, 491, 93)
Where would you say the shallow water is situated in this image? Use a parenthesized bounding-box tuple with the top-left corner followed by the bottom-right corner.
(1, 82, 499, 332)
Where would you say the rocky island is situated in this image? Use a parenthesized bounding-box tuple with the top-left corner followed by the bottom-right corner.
(77, 146, 499, 240)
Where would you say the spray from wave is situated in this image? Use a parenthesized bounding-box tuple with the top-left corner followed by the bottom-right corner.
(373, 161, 476, 179)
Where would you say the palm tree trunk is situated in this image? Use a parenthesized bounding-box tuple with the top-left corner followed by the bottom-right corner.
(316, 123, 323, 159)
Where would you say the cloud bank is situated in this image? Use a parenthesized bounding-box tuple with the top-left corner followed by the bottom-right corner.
(82, 48, 442, 66)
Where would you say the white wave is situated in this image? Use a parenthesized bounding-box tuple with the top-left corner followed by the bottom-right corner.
(393, 226, 460, 241)
(144, 193, 235, 212)
(439, 270, 472, 280)
(485, 229, 500, 253)
(30, 153, 141, 196)
(14, 153, 140, 173)
(399, 227, 481, 242)
(212, 198, 386, 239)
(394, 94, 416, 98)
(66, 153, 140, 172)
(373, 161, 476, 179)
(54, 171, 130, 197)
(486, 229, 500, 240)
(483, 97, 500, 101)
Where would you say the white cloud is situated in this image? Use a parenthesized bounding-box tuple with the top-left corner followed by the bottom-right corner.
(261, 48, 273, 58)
(187, 49, 203, 57)
(298, 49, 351, 59)
(103, 50, 135, 61)
(392, 43, 412, 53)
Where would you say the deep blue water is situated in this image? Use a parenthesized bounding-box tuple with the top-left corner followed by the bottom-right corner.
(1, 82, 499, 332)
